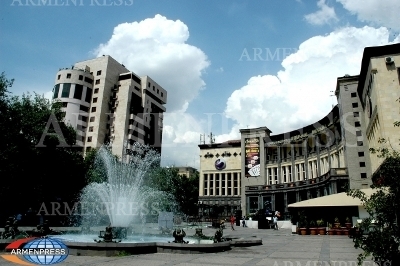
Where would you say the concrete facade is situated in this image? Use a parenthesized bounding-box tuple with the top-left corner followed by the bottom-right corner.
(198, 43, 400, 217)
(53, 55, 167, 158)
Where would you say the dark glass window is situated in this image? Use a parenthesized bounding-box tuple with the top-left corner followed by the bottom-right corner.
(97, 70, 101, 76)
(355, 121, 361, 127)
(94, 88, 99, 93)
(351, 92, 357, 97)
(66, 73, 71, 79)
(356, 131, 362, 137)
(357, 141, 363, 146)
(361, 173, 367, 179)
(53, 84, 60, 99)
(57, 75, 61, 80)
(74, 84, 83, 99)
(79, 105, 89, 112)
(84, 77, 93, 84)
(95, 79, 100, 85)
(78, 75, 83, 80)
(354, 112, 359, 117)
(352, 102, 358, 108)
(358, 152, 364, 157)
(359, 162, 366, 167)
(61, 83, 71, 98)
(85, 88, 92, 103)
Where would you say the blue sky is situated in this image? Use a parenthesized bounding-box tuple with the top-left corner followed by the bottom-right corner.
(1, 0, 399, 168)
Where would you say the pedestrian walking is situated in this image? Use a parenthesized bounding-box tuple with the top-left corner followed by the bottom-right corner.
(230, 215, 235, 230)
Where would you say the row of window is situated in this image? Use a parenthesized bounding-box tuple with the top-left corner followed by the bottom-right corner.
(57, 73, 93, 84)
(53, 84, 92, 103)
(352, 94, 367, 178)
(147, 82, 164, 97)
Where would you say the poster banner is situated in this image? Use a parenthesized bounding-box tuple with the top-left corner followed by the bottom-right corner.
(244, 138, 260, 177)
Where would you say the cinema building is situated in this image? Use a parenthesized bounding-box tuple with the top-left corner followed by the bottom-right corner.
(198, 43, 400, 217)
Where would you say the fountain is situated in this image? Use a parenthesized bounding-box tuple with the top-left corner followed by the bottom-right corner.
(38, 143, 260, 255)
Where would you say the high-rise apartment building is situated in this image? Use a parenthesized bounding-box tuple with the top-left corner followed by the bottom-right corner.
(53, 55, 167, 157)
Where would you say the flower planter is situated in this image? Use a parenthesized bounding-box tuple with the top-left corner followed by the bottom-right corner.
(345, 223, 352, 229)
(318, 227, 326, 235)
(300, 228, 308, 235)
(328, 230, 335, 235)
(335, 229, 343, 235)
(309, 228, 318, 235)
(341, 227, 349, 235)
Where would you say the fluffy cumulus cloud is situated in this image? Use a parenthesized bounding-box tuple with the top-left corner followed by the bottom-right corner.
(337, 0, 400, 31)
(222, 26, 393, 140)
(94, 15, 210, 167)
(94, 14, 210, 112)
(305, 0, 338, 26)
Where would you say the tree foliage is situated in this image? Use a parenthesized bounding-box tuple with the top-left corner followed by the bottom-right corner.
(0, 73, 86, 222)
(348, 127, 400, 265)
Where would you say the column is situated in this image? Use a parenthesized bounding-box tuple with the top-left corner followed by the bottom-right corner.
(304, 139, 309, 180)
(323, 186, 327, 196)
(207, 174, 210, 196)
(271, 193, 276, 212)
(316, 188, 320, 197)
(307, 190, 311, 200)
(327, 146, 331, 170)
(277, 145, 282, 184)
(284, 192, 288, 213)
(316, 135, 321, 177)
(238, 173, 241, 195)
(291, 143, 295, 183)
(331, 181, 337, 194)
(296, 191, 300, 202)
(212, 174, 216, 196)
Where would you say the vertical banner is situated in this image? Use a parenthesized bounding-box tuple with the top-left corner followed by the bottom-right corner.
(244, 138, 260, 177)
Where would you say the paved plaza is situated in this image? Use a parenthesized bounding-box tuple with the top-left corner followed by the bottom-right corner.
(0, 224, 376, 266)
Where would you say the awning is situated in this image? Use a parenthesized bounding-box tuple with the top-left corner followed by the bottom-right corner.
(288, 188, 376, 208)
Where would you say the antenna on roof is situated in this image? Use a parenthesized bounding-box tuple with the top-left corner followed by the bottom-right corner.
(208, 132, 215, 144)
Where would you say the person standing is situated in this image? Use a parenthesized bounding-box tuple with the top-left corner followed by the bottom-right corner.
(273, 215, 278, 230)
(230, 215, 235, 230)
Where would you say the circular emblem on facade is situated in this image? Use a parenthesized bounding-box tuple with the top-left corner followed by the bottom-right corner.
(215, 158, 226, 170)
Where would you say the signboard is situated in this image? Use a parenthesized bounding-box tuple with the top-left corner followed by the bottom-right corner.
(244, 138, 260, 177)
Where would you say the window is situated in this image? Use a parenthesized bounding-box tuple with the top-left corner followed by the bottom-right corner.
(356, 131, 362, 137)
(61, 83, 71, 98)
(87, 136, 92, 142)
(157, 89, 159, 94)
(78, 75, 83, 80)
(89, 127, 93, 132)
(62, 102, 68, 108)
(148, 82, 150, 87)
(79, 115, 88, 122)
(90, 117, 95, 122)
(93, 97, 98, 103)
(85, 88, 92, 103)
(79, 105, 89, 112)
(91, 107, 96, 112)
(161, 92, 163, 97)
(354, 112, 359, 117)
(53, 84, 60, 99)
(66, 73, 71, 79)
(96, 70, 101, 76)
(355, 121, 361, 127)
(359, 162, 366, 167)
(94, 88, 99, 94)
(357, 141, 363, 146)
(352, 102, 358, 108)
(74, 84, 83, 99)
(84, 77, 93, 84)
(361, 173, 367, 179)
(95, 79, 100, 85)
(351, 92, 357, 97)
(358, 152, 364, 157)
(153, 86, 155, 90)
(57, 75, 61, 80)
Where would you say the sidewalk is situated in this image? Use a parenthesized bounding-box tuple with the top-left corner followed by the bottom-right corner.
(0, 225, 375, 266)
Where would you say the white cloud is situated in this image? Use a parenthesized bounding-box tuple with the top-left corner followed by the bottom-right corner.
(305, 0, 339, 26)
(221, 26, 392, 140)
(94, 14, 210, 113)
(337, 0, 400, 31)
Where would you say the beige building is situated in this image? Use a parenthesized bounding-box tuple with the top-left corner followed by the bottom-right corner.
(198, 43, 400, 218)
(53, 55, 167, 157)
(176, 166, 198, 178)
(198, 140, 242, 217)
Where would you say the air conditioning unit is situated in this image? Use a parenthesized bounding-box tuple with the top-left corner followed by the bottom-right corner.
(385, 57, 394, 64)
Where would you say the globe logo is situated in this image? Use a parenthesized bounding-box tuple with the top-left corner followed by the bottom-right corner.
(215, 158, 226, 170)
(23, 238, 68, 265)
(1, 237, 69, 265)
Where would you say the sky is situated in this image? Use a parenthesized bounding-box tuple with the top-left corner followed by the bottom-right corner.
(1, 0, 399, 169)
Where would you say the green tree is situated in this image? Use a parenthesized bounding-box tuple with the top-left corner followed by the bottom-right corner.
(348, 129, 400, 265)
(0, 73, 86, 222)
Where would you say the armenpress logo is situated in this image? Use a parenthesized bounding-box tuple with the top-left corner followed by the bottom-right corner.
(1, 237, 69, 265)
